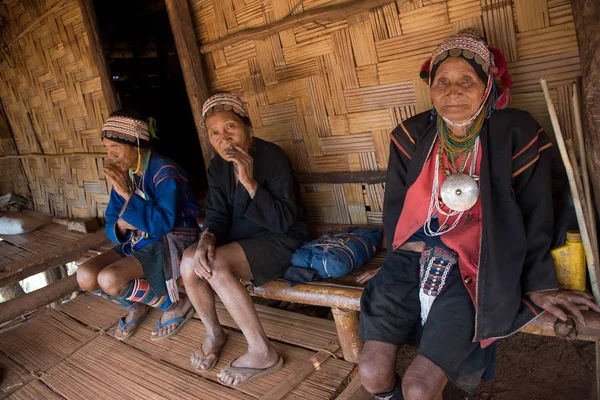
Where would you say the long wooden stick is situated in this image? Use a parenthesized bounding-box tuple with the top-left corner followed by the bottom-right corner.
(541, 78, 600, 303)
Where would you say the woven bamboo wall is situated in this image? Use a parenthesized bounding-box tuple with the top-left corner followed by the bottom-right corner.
(0, 0, 111, 218)
(192, 0, 581, 225)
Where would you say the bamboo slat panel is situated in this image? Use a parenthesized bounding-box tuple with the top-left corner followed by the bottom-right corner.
(109, 309, 354, 399)
(42, 336, 251, 400)
(58, 292, 127, 330)
(190, 0, 581, 224)
(6, 380, 63, 400)
(0, 0, 114, 218)
(0, 350, 33, 398)
(0, 309, 95, 373)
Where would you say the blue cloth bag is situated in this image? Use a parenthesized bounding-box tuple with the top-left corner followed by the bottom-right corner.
(290, 227, 382, 279)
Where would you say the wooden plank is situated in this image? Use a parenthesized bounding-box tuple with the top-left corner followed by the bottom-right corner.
(165, 0, 215, 169)
(111, 310, 355, 399)
(0, 227, 109, 288)
(0, 274, 80, 324)
(42, 336, 250, 400)
(0, 310, 96, 373)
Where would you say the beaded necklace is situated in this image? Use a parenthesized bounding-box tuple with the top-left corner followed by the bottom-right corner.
(437, 112, 484, 175)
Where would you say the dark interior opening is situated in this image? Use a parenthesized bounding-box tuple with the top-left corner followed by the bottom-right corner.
(92, 0, 207, 198)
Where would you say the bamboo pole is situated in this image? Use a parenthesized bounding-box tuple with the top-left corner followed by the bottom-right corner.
(200, 0, 408, 54)
(541, 78, 600, 303)
(0, 152, 106, 160)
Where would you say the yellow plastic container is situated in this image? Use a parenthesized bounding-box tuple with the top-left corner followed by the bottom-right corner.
(551, 231, 586, 292)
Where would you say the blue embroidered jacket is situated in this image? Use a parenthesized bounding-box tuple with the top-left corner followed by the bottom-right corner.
(104, 152, 199, 253)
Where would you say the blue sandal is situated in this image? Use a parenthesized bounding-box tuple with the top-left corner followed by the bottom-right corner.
(115, 309, 150, 341)
(151, 307, 195, 342)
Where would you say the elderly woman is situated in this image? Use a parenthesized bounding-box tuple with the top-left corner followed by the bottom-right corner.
(179, 93, 310, 386)
(357, 30, 600, 399)
(77, 110, 200, 341)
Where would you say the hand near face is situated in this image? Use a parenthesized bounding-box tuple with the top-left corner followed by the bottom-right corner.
(224, 145, 258, 197)
(103, 164, 131, 200)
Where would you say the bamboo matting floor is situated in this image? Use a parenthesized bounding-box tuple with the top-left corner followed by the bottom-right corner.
(0, 293, 356, 399)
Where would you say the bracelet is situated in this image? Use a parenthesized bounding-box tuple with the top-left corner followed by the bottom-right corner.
(200, 228, 215, 241)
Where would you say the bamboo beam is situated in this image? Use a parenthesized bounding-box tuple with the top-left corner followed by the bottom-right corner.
(0, 274, 79, 324)
(200, 0, 406, 54)
(0, 152, 106, 160)
(165, 0, 214, 171)
(298, 172, 386, 185)
(76, 0, 120, 114)
(520, 310, 600, 342)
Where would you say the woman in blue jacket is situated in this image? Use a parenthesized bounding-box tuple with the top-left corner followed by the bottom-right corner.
(77, 110, 200, 341)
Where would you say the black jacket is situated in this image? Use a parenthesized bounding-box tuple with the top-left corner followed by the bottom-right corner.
(384, 108, 558, 341)
(203, 138, 310, 245)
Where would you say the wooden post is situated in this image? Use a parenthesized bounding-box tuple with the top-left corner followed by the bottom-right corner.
(164, 0, 215, 171)
(571, 0, 600, 217)
(76, 0, 120, 114)
(332, 308, 363, 363)
(0, 274, 79, 324)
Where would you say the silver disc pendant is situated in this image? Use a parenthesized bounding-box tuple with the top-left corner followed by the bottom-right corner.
(440, 173, 479, 211)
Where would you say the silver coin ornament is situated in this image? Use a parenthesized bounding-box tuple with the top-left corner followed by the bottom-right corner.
(440, 173, 479, 212)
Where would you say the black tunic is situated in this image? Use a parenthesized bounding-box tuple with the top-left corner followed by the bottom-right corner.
(384, 108, 558, 341)
(203, 137, 310, 246)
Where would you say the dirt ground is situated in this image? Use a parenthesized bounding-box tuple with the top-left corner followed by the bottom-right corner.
(397, 333, 595, 400)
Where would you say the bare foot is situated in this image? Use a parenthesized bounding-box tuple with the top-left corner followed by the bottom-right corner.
(115, 304, 150, 340)
(191, 329, 228, 371)
(217, 344, 280, 386)
(151, 295, 193, 338)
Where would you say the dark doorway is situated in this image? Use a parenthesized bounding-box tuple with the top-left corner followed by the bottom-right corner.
(92, 0, 207, 197)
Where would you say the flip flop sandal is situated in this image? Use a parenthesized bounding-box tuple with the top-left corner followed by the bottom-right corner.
(219, 356, 285, 386)
(150, 307, 195, 342)
(192, 333, 229, 371)
(114, 309, 150, 341)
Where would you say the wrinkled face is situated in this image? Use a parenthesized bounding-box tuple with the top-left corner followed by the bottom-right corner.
(205, 110, 252, 158)
(102, 138, 138, 171)
(430, 57, 486, 123)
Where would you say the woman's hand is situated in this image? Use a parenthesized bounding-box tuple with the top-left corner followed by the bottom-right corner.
(356, 267, 381, 285)
(529, 290, 600, 327)
(116, 218, 136, 235)
(104, 164, 131, 200)
(225, 145, 257, 197)
(194, 234, 216, 280)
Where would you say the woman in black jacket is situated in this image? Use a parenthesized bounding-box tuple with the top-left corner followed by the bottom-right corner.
(180, 93, 309, 386)
(357, 30, 599, 400)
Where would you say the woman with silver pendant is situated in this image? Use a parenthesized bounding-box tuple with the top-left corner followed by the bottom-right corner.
(356, 29, 600, 400)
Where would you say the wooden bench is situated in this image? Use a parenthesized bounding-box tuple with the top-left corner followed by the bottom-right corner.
(0, 219, 109, 324)
(245, 224, 600, 364)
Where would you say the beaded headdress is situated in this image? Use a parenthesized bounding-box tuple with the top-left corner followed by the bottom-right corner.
(201, 92, 249, 128)
(101, 116, 152, 144)
(419, 29, 512, 125)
